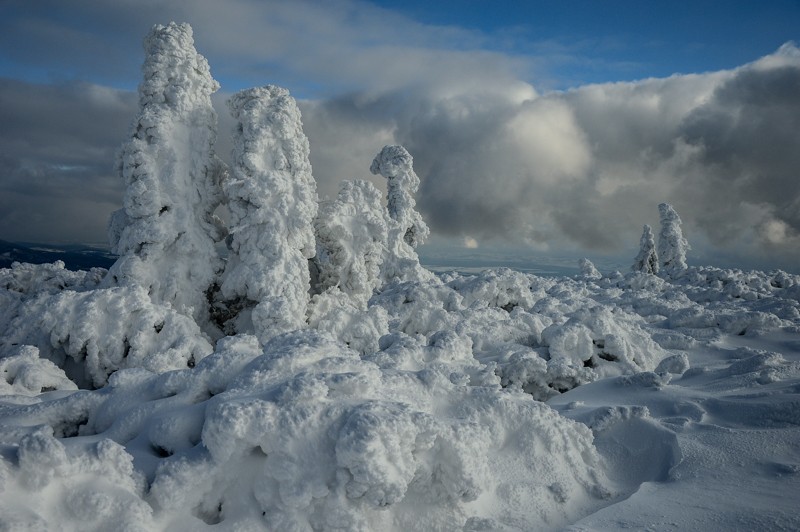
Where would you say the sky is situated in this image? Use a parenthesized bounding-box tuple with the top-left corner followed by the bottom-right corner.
(1, 0, 799, 272)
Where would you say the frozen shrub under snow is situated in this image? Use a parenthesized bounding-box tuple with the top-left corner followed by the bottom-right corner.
(218, 86, 318, 342)
(105, 22, 225, 328)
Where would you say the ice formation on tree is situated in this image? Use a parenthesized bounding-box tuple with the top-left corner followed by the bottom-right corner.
(632, 224, 659, 274)
(658, 203, 690, 274)
(313, 179, 388, 307)
(370, 145, 433, 283)
(104, 22, 225, 326)
(217, 86, 318, 342)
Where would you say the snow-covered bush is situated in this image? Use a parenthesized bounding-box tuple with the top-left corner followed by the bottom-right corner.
(313, 180, 388, 307)
(632, 224, 659, 274)
(658, 203, 690, 275)
(370, 145, 433, 283)
(218, 86, 318, 342)
(104, 22, 225, 328)
(1, 286, 212, 388)
(0, 261, 105, 296)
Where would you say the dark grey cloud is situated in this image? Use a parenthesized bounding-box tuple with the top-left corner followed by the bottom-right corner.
(0, 79, 135, 243)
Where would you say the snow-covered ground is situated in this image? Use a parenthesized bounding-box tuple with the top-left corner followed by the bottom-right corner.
(1, 21, 799, 531)
(2, 261, 798, 530)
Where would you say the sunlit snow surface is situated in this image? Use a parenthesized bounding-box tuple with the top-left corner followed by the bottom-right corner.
(1, 261, 799, 530)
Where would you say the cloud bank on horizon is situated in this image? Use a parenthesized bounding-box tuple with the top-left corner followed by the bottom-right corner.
(1, 0, 799, 272)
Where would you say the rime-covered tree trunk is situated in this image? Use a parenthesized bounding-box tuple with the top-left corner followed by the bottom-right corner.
(632, 224, 659, 274)
(370, 145, 432, 283)
(104, 22, 225, 328)
(219, 86, 318, 342)
(658, 203, 690, 275)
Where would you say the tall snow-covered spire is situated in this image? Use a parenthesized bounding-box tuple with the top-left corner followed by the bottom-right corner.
(370, 145, 432, 283)
(632, 224, 659, 274)
(219, 85, 318, 342)
(658, 203, 690, 274)
(105, 22, 225, 326)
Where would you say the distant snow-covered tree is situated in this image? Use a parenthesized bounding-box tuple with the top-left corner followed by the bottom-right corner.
(314, 180, 388, 308)
(370, 145, 433, 283)
(658, 203, 690, 274)
(578, 258, 602, 279)
(104, 22, 225, 327)
(632, 224, 659, 274)
(218, 85, 318, 342)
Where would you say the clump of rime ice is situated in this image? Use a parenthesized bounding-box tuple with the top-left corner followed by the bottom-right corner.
(632, 224, 659, 274)
(658, 203, 690, 275)
(370, 145, 433, 283)
(105, 22, 224, 326)
(218, 86, 318, 342)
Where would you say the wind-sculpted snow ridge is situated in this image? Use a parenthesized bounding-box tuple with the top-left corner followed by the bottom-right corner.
(370, 145, 433, 283)
(105, 22, 225, 328)
(218, 86, 318, 343)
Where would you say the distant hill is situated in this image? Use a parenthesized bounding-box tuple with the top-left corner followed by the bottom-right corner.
(0, 240, 117, 271)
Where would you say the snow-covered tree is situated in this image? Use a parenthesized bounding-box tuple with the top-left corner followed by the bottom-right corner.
(104, 22, 225, 326)
(370, 145, 430, 248)
(218, 85, 318, 342)
(314, 180, 388, 308)
(632, 224, 659, 274)
(578, 258, 602, 279)
(370, 145, 433, 283)
(658, 203, 690, 274)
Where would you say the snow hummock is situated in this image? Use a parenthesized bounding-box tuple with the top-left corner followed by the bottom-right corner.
(2, 22, 800, 532)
